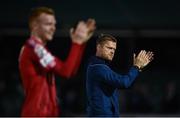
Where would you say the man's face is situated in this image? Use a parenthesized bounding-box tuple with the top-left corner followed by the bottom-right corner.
(97, 41, 117, 61)
(33, 13, 56, 42)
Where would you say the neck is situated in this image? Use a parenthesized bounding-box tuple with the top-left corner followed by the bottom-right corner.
(95, 52, 101, 58)
(31, 33, 46, 45)
(95, 53, 112, 63)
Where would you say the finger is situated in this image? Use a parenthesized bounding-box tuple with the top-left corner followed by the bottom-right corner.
(70, 28, 74, 34)
(147, 51, 154, 61)
(141, 50, 147, 58)
(86, 32, 94, 41)
(147, 51, 153, 57)
(86, 19, 96, 32)
(137, 50, 145, 59)
(76, 21, 86, 31)
(133, 53, 136, 60)
(149, 55, 154, 62)
(144, 51, 151, 60)
(75, 21, 88, 35)
(86, 19, 96, 26)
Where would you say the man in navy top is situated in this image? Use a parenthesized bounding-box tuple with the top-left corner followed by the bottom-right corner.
(86, 34, 154, 117)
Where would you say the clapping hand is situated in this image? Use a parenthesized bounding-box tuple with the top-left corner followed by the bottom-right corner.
(133, 50, 154, 70)
(70, 18, 96, 44)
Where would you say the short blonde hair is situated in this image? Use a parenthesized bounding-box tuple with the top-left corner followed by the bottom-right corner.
(28, 7, 55, 29)
(96, 34, 117, 46)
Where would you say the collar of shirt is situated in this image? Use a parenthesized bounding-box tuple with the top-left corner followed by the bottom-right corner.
(88, 56, 111, 66)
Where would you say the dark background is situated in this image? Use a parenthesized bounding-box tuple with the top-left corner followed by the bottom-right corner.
(0, 0, 180, 116)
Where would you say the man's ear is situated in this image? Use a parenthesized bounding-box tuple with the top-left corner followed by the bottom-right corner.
(96, 44, 103, 55)
(96, 44, 101, 51)
(31, 21, 38, 31)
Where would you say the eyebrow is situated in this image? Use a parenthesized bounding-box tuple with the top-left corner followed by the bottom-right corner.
(105, 45, 116, 50)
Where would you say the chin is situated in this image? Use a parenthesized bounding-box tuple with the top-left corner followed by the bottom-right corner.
(47, 34, 54, 40)
(109, 57, 113, 61)
(106, 58, 112, 61)
(48, 38, 53, 41)
(47, 37, 53, 41)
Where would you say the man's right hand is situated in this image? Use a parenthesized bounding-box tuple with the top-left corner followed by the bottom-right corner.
(70, 18, 96, 45)
(133, 50, 154, 70)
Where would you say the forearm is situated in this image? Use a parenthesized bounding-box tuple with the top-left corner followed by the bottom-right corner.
(53, 43, 86, 78)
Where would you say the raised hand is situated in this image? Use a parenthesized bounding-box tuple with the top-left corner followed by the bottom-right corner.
(70, 18, 96, 44)
(133, 50, 154, 70)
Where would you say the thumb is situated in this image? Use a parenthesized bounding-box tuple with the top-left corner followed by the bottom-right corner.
(133, 53, 136, 60)
(70, 28, 74, 35)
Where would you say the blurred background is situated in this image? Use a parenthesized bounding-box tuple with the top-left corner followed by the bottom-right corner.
(0, 0, 180, 116)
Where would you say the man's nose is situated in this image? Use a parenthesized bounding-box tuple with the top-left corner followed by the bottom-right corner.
(110, 50, 114, 55)
(51, 25, 56, 31)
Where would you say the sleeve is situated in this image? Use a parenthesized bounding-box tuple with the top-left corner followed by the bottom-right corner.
(32, 42, 86, 79)
(89, 64, 139, 88)
(52, 43, 86, 78)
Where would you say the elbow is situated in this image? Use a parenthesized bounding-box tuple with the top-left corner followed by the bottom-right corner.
(123, 75, 135, 88)
(124, 80, 133, 88)
(61, 72, 73, 79)
(53, 65, 73, 79)
(61, 69, 75, 79)
(65, 74, 74, 79)
(124, 83, 130, 88)
(54, 64, 77, 79)
(62, 66, 79, 79)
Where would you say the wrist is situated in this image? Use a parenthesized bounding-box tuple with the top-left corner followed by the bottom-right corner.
(133, 65, 142, 72)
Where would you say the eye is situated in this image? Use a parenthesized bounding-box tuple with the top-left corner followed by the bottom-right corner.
(109, 47, 114, 50)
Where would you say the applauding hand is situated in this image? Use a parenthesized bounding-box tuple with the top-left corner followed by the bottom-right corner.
(134, 50, 154, 70)
(70, 19, 96, 44)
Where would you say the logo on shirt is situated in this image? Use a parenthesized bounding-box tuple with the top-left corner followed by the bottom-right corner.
(34, 44, 56, 68)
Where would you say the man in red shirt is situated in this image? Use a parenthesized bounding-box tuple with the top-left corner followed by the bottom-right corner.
(18, 7, 96, 116)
